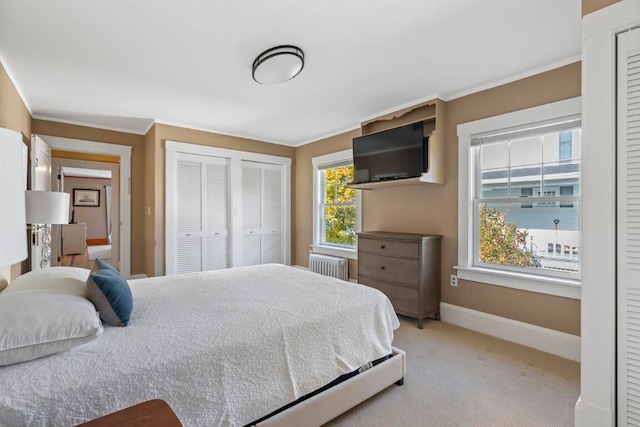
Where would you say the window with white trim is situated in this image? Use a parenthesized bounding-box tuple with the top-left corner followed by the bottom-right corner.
(312, 149, 361, 260)
(457, 97, 582, 299)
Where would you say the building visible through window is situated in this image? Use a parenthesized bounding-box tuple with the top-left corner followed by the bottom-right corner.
(559, 131, 572, 161)
(476, 125, 581, 276)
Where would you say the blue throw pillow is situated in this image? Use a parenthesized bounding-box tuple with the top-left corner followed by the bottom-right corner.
(86, 259, 133, 326)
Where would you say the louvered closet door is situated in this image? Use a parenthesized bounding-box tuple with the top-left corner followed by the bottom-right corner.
(263, 166, 283, 263)
(175, 153, 230, 274)
(205, 160, 230, 270)
(241, 161, 285, 266)
(618, 27, 640, 426)
(242, 163, 263, 266)
(176, 159, 204, 274)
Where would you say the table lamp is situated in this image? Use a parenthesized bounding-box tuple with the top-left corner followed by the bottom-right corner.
(25, 190, 70, 269)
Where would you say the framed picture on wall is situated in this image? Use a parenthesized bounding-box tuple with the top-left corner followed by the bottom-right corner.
(73, 189, 100, 207)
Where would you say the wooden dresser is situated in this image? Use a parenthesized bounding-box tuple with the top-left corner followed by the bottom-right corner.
(62, 223, 87, 255)
(357, 231, 441, 328)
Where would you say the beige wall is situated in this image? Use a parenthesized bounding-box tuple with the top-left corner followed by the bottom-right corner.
(0, 62, 31, 280)
(32, 119, 146, 274)
(0, 62, 30, 143)
(144, 123, 296, 276)
(294, 129, 361, 278)
(444, 62, 581, 336)
(295, 62, 582, 336)
(63, 177, 112, 239)
(582, 0, 620, 16)
(51, 150, 119, 164)
(50, 157, 120, 267)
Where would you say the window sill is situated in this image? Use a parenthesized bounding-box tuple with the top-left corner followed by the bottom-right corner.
(454, 266, 581, 300)
(311, 245, 357, 260)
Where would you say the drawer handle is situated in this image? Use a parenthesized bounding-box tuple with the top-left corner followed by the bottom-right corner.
(380, 266, 386, 270)
(380, 245, 386, 249)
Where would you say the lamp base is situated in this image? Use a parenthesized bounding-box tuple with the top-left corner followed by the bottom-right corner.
(30, 224, 52, 270)
(40, 224, 52, 269)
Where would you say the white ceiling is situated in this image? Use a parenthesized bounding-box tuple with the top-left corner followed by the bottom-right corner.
(0, 0, 581, 147)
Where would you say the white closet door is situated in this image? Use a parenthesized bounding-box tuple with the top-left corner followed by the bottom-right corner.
(618, 27, 640, 427)
(166, 141, 291, 273)
(204, 160, 230, 271)
(176, 159, 203, 274)
(241, 161, 285, 266)
(174, 154, 231, 274)
(263, 166, 283, 264)
(242, 163, 262, 266)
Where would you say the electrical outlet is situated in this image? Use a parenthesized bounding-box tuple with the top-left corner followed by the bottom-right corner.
(450, 274, 458, 287)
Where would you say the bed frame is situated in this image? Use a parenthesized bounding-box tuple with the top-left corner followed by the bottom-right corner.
(256, 347, 406, 427)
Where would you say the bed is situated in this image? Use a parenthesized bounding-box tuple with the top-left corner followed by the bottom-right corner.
(0, 264, 404, 426)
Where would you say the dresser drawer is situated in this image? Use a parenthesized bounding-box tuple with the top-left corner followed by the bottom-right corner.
(358, 238, 419, 258)
(358, 253, 420, 287)
(359, 277, 419, 316)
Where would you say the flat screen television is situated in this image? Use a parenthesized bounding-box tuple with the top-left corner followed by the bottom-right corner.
(351, 121, 426, 184)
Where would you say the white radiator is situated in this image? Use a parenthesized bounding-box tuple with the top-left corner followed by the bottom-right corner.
(309, 253, 348, 281)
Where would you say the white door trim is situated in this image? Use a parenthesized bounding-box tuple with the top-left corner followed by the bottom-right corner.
(39, 135, 133, 278)
(581, 1, 640, 426)
(30, 135, 52, 271)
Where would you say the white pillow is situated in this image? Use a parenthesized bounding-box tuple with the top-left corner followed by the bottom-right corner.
(0, 291, 103, 366)
(5, 267, 90, 297)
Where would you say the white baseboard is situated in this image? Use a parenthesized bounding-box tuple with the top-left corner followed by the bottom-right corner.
(578, 398, 613, 427)
(440, 302, 580, 362)
(574, 396, 583, 427)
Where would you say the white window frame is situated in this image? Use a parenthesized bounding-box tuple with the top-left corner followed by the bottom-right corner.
(312, 149, 361, 260)
(457, 97, 581, 299)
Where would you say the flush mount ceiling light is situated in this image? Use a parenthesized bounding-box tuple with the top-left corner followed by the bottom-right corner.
(252, 45, 304, 85)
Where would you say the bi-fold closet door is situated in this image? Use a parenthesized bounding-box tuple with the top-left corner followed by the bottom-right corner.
(241, 161, 284, 266)
(174, 153, 230, 274)
(618, 26, 640, 426)
(166, 142, 290, 276)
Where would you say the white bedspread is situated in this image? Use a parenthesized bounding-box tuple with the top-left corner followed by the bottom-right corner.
(0, 264, 399, 426)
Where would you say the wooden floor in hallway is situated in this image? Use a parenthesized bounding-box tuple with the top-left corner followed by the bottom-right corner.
(61, 251, 92, 269)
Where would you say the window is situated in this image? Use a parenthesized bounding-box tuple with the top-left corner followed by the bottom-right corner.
(320, 162, 356, 247)
(457, 97, 581, 299)
(559, 130, 572, 161)
(312, 149, 361, 259)
(559, 186, 574, 208)
(520, 188, 533, 208)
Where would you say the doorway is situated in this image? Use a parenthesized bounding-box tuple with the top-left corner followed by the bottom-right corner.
(38, 135, 132, 278)
(54, 163, 119, 270)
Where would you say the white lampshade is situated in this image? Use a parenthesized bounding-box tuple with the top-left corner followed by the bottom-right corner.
(25, 191, 70, 225)
(0, 128, 28, 267)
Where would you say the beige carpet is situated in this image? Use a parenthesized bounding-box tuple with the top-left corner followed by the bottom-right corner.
(326, 317, 580, 427)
